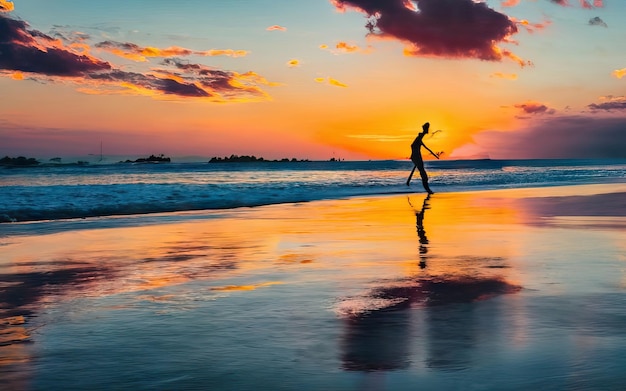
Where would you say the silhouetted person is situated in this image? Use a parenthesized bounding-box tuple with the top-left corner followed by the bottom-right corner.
(407, 122, 439, 193)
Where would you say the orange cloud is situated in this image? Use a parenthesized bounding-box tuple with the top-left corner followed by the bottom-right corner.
(512, 17, 552, 33)
(336, 41, 360, 53)
(328, 77, 348, 87)
(210, 282, 283, 291)
(96, 41, 248, 62)
(315, 77, 348, 87)
(287, 59, 300, 67)
(320, 41, 369, 54)
(491, 72, 518, 80)
(500, 48, 533, 68)
(266, 25, 287, 31)
(205, 49, 248, 57)
(0, 0, 13, 12)
(501, 0, 520, 7)
(612, 68, 626, 79)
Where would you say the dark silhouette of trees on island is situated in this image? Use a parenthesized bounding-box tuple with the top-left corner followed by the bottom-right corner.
(0, 156, 40, 167)
(120, 154, 171, 163)
(209, 155, 310, 163)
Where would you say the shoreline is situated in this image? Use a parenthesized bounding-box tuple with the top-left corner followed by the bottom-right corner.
(2, 182, 625, 234)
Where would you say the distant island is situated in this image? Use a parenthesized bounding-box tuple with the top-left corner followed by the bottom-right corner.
(0, 156, 40, 167)
(209, 155, 310, 163)
(119, 154, 171, 163)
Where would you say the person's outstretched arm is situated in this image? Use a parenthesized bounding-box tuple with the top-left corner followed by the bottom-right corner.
(422, 143, 440, 159)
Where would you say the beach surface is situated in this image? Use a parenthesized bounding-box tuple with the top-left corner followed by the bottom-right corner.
(1, 183, 626, 390)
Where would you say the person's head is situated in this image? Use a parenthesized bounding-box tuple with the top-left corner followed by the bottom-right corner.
(422, 122, 430, 133)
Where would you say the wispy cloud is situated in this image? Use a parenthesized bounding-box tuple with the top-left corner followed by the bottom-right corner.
(549, 0, 604, 8)
(612, 68, 626, 79)
(266, 25, 287, 31)
(328, 77, 348, 87)
(491, 72, 518, 80)
(512, 17, 552, 33)
(588, 96, 626, 111)
(315, 77, 348, 87)
(320, 41, 370, 54)
(331, 0, 530, 66)
(348, 134, 411, 142)
(335, 41, 360, 53)
(95, 41, 248, 62)
(0, 10, 273, 102)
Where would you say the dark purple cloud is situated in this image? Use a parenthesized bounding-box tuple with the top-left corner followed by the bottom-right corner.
(514, 101, 556, 115)
(588, 100, 626, 112)
(332, 0, 527, 65)
(474, 115, 626, 159)
(87, 70, 210, 97)
(0, 13, 271, 101)
(0, 15, 111, 76)
(161, 58, 234, 91)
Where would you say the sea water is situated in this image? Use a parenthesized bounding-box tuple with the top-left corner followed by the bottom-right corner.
(2, 159, 625, 223)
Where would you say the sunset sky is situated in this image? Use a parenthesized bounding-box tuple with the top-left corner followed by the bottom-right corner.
(1, 0, 625, 160)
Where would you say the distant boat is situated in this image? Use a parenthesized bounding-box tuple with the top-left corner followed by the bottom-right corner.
(88, 141, 104, 163)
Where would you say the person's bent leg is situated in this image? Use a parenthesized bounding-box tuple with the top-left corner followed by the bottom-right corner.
(418, 165, 433, 194)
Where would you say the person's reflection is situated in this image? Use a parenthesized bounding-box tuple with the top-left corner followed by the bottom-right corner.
(341, 308, 411, 372)
(409, 194, 431, 269)
(424, 302, 477, 371)
(339, 194, 522, 377)
(339, 196, 431, 376)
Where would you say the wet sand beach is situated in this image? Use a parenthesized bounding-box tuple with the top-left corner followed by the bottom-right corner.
(1, 183, 626, 390)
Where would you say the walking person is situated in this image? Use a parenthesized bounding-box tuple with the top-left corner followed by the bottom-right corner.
(406, 122, 440, 193)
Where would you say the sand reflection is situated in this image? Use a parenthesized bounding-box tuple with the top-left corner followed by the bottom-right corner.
(0, 265, 111, 388)
(0, 222, 279, 383)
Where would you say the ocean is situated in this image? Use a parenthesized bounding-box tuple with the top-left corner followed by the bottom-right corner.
(2, 158, 626, 224)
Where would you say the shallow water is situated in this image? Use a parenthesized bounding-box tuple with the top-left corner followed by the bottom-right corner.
(1, 186, 626, 390)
